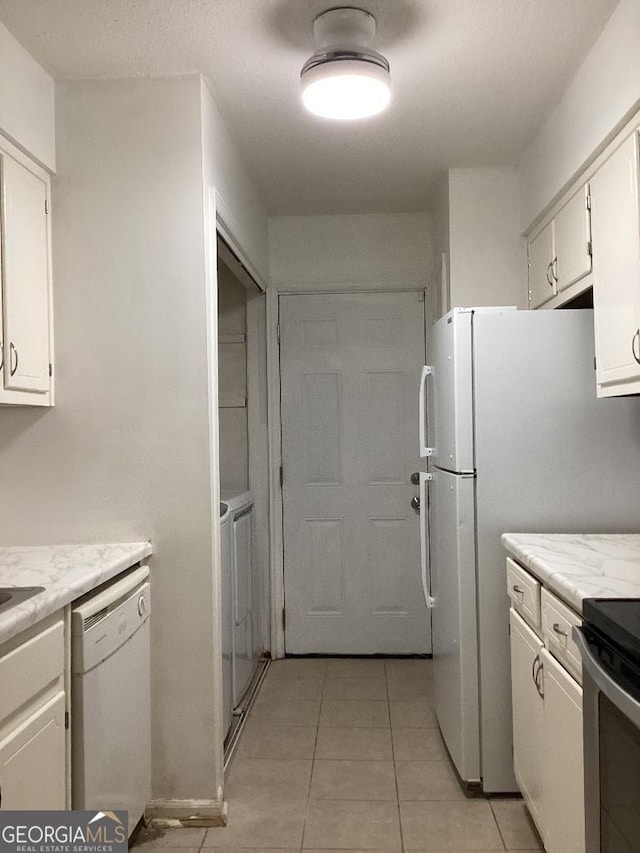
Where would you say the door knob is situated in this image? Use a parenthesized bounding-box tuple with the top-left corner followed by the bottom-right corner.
(411, 495, 420, 512)
(410, 472, 420, 485)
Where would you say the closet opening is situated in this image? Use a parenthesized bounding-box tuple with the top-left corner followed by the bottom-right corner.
(216, 236, 270, 762)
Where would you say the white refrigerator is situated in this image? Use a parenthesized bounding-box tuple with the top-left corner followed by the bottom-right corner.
(419, 307, 640, 793)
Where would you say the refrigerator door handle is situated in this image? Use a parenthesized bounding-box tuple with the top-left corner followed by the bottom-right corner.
(419, 472, 435, 608)
(419, 365, 434, 458)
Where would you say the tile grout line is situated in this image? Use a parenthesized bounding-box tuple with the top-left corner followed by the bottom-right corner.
(385, 659, 406, 853)
(301, 658, 327, 851)
(488, 799, 508, 852)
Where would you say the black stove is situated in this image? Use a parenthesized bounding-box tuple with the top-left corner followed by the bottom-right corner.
(582, 598, 640, 704)
(578, 598, 640, 853)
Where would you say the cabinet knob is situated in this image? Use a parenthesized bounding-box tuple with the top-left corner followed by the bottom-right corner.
(632, 330, 640, 365)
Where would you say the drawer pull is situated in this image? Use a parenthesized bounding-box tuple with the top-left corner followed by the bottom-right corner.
(512, 585, 525, 595)
(9, 342, 18, 376)
(552, 622, 568, 637)
(532, 653, 544, 698)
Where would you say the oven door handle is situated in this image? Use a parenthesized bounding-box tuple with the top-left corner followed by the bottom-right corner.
(573, 626, 640, 728)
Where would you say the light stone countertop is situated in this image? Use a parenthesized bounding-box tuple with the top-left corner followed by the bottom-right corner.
(501, 533, 640, 613)
(0, 542, 152, 645)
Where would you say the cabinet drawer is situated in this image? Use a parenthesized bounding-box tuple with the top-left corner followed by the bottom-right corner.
(0, 616, 64, 725)
(541, 588, 582, 684)
(506, 558, 541, 629)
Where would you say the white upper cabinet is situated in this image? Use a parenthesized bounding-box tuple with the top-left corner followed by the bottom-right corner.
(590, 130, 640, 397)
(553, 185, 592, 293)
(528, 221, 555, 309)
(528, 184, 592, 309)
(0, 142, 53, 406)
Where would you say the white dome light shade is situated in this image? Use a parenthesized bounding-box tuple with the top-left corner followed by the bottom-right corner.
(300, 8, 391, 121)
(301, 59, 391, 120)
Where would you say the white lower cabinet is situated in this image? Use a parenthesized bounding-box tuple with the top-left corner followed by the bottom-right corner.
(0, 613, 67, 810)
(508, 570, 585, 853)
(510, 609, 545, 834)
(0, 692, 66, 809)
(540, 648, 585, 853)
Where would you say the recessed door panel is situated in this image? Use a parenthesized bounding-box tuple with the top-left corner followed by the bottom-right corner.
(368, 516, 412, 616)
(365, 370, 405, 485)
(305, 518, 346, 615)
(302, 372, 342, 485)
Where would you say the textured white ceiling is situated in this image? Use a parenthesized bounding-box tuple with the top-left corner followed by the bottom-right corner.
(0, 0, 619, 214)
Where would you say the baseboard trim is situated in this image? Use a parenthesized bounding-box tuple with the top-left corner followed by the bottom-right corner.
(146, 798, 227, 827)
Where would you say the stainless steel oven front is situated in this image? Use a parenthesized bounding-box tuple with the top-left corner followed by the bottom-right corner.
(574, 623, 640, 852)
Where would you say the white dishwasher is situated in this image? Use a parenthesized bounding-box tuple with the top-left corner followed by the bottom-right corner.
(71, 565, 151, 837)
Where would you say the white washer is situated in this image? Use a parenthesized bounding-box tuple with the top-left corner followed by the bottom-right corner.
(222, 490, 256, 708)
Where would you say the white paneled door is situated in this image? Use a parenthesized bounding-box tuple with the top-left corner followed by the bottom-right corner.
(279, 292, 430, 654)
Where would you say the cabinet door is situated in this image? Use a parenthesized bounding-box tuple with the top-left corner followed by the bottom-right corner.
(0, 692, 66, 809)
(509, 609, 546, 838)
(554, 184, 592, 293)
(528, 221, 555, 308)
(0, 153, 50, 393)
(591, 131, 640, 392)
(540, 649, 585, 853)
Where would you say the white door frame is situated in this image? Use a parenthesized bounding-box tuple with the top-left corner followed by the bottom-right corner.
(203, 189, 268, 809)
(267, 286, 429, 659)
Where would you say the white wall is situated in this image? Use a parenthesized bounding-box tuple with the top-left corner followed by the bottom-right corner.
(0, 21, 55, 171)
(430, 173, 451, 319)
(519, 0, 640, 230)
(447, 168, 527, 309)
(201, 78, 269, 283)
(0, 76, 219, 804)
(269, 213, 434, 291)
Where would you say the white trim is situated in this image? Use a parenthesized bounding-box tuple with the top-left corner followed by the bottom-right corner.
(270, 278, 428, 293)
(204, 188, 225, 795)
(266, 287, 285, 658)
(440, 252, 449, 317)
(246, 291, 271, 654)
(267, 286, 432, 658)
(215, 192, 268, 293)
(525, 106, 640, 237)
(146, 797, 226, 823)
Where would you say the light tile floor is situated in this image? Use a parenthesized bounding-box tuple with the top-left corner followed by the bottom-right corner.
(137, 658, 543, 852)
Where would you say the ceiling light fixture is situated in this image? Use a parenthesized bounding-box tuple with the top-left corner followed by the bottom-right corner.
(300, 7, 391, 120)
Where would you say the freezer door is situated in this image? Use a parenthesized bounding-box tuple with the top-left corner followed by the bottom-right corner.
(427, 309, 474, 473)
(429, 467, 481, 784)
